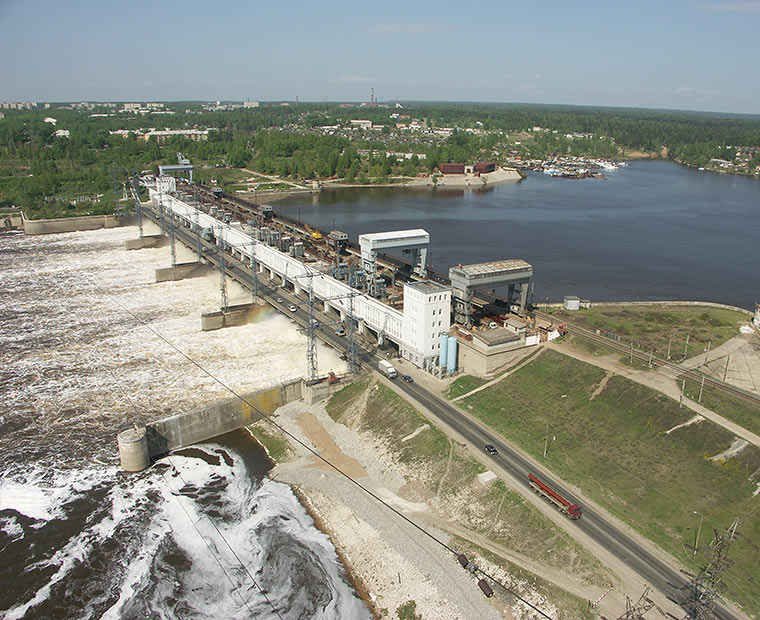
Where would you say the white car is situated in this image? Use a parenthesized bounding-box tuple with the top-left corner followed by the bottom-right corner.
(289, 305, 297, 312)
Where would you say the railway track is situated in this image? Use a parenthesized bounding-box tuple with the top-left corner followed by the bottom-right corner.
(534, 310, 760, 406)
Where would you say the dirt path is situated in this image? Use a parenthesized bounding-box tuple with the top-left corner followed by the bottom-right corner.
(589, 370, 613, 400)
(551, 340, 760, 449)
(680, 332, 760, 395)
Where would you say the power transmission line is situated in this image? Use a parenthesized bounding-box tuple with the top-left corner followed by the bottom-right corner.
(93, 278, 556, 620)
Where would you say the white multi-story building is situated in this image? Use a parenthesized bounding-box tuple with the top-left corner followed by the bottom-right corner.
(400, 281, 451, 369)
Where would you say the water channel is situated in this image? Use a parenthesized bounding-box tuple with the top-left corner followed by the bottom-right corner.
(277, 161, 759, 309)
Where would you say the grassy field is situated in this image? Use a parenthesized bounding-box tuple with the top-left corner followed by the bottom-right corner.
(247, 420, 291, 462)
(326, 377, 612, 597)
(547, 305, 749, 361)
(443, 375, 488, 400)
(461, 349, 760, 615)
(683, 378, 760, 437)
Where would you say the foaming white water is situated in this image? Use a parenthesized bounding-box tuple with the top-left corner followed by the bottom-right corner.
(4, 448, 368, 620)
(0, 226, 364, 619)
(0, 225, 345, 471)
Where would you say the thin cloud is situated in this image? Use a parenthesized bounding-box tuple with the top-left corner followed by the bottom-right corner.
(694, 2, 760, 12)
(369, 23, 457, 35)
(329, 75, 376, 84)
(674, 85, 720, 96)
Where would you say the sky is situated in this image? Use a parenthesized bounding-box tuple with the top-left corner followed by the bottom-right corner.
(1, 0, 759, 115)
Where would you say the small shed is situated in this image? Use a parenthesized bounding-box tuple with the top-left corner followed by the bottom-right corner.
(564, 296, 580, 311)
(505, 318, 526, 334)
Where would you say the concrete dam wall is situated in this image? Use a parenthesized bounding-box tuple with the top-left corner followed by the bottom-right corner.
(118, 379, 303, 471)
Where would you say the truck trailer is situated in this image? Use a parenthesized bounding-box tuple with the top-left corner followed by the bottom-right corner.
(378, 359, 398, 379)
(528, 473, 582, 519)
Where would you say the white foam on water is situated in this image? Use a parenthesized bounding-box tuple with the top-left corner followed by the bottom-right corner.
(0, 227, 363, 619)
(0, 467, 115, 522)
(0, 515, 24, 540)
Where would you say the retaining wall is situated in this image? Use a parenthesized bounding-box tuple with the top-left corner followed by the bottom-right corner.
(23, 212, 123, 235)
(544, 300, 753, 316)
(144, 379, 303, 458)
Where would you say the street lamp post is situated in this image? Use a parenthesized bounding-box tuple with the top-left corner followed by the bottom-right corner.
(693, 511, 703, 555)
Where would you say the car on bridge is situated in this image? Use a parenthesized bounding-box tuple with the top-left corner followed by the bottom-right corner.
(335, 328, 346, 336)
(485, 444, 498, 455)
(289, 305, 297, 312)
(401, 374, 414, 383)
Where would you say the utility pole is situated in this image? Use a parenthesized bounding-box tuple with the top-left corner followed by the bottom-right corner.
(679, 519, 739, 620)
(684, 334, 690, 361)
(680, 379, 686, 408)
(723, 356, 730, 383)
(218, 227, 228, 311)
(168, 210, 176, 267)
(704, 340, 711, 367)
(250, 241, 259, 301)
(346, 268, 360, 374)
(306, 275, 318, 382)
(693, 511, 704, 556)
(130, 175, 143, 237)
(615, 586, 659, 620)
(667, 334, 673, 360)
(698, 376, 706, 403)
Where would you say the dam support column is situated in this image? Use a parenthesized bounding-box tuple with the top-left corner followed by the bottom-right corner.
(126, 234, 166, 250)
(155, 261, 211, 283)
(118, 427, 150, 472)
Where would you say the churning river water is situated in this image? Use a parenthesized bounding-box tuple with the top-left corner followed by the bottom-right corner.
(277, 161, 759, 309)
(0, 226, 368, 620)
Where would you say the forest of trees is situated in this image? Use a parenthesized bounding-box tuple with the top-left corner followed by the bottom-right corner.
(1, 102, 758, 218)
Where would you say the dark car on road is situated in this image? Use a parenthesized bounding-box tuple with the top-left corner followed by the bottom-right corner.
(485, 444, 498, 455)
(401, 374, 414, 383)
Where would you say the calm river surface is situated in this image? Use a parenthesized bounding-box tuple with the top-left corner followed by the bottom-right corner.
(277, 161, 759, 309)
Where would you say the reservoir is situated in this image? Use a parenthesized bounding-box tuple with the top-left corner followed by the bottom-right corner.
(277, 161, 759, 310)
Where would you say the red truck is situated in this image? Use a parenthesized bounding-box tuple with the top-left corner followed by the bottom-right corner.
(528, 473, 582, 519)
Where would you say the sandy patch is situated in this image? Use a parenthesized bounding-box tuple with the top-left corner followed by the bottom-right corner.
(297, 412, 368, 479)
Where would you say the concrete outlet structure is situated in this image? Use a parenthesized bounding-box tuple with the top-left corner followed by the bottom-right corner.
(126, 234, 167, 250)
(155, 260, 211, 283)
(449, 259, 533, 327)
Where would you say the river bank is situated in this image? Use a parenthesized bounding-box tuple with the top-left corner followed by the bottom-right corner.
(276, 160, 760, 310)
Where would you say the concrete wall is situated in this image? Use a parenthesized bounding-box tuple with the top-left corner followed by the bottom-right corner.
(144, 379, 303, 458)
(126, 234, 166, 250)
(23, 212, 123, 235)
(155, 261, 210, 283)
(201, 303, 257, 331)
(0, 211, 23, 229)
(458, 338, 535, 377)
(543, 300, 754, 316)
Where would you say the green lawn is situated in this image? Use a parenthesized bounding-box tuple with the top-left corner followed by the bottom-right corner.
(683, 378, 760, 437)
(547, 305, 749, 361)
(461, 349, 760, 615)
(443, 375, 488, 399)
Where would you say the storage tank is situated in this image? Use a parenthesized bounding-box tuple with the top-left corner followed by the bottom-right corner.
(439, 334, 449, 371)
(447, 336, 458, 374)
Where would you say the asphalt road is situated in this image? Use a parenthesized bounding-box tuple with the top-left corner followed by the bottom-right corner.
(147, 210, 741, 620)
(393, 379, 693, 615)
